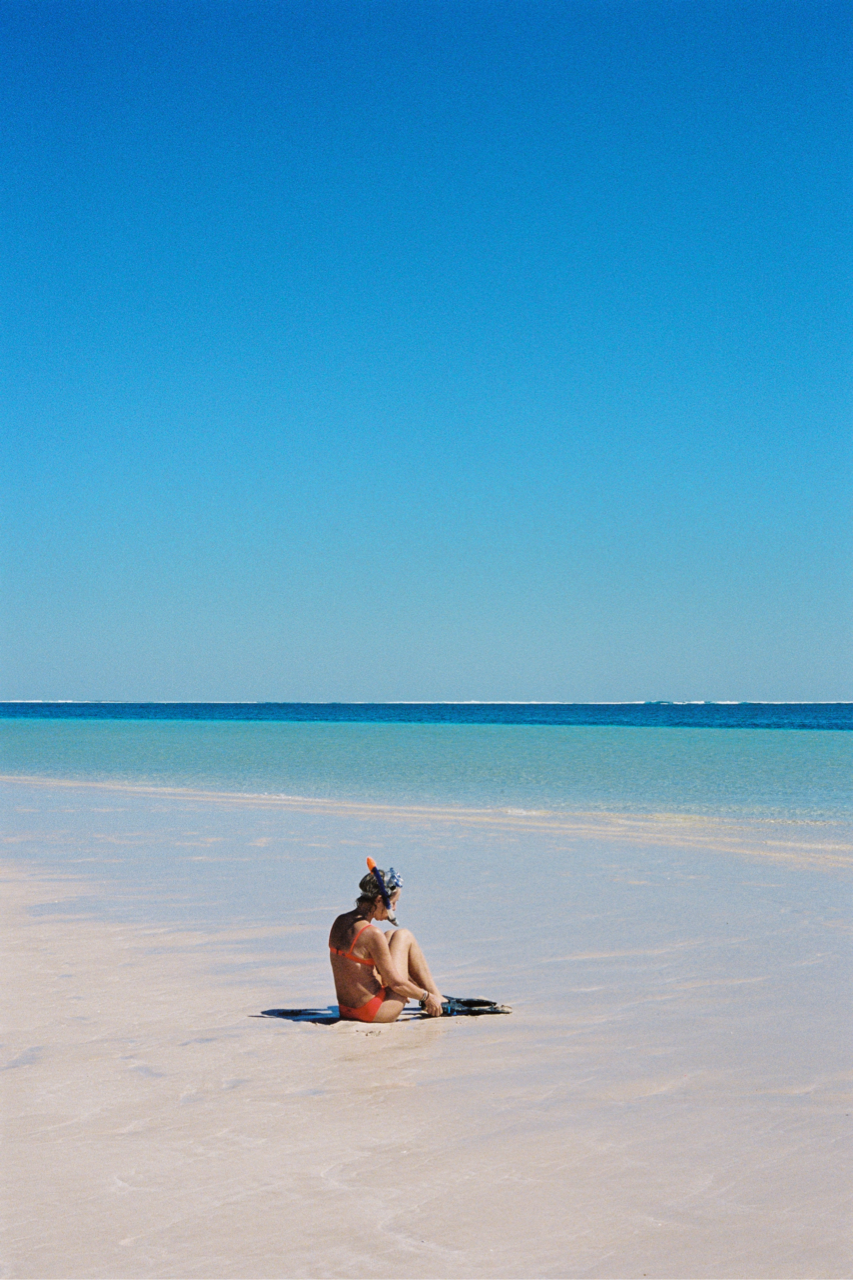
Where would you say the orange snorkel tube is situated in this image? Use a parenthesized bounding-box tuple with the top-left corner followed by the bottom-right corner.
(366, 857, 399, 925)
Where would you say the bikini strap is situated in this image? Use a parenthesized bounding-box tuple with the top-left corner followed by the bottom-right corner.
(329, 921, 376, 966)
(347, 923, 374, 957)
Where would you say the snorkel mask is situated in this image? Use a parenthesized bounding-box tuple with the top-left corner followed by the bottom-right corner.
(365, 858, 402, 925)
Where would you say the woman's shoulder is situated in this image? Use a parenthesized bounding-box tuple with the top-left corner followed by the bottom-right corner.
(329, 910, 365, 947)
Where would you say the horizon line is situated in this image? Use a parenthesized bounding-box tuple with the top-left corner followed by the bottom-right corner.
(2, 700, 851, 707)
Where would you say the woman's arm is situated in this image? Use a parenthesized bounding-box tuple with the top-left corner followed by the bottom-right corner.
(364, 930, 434, 1004)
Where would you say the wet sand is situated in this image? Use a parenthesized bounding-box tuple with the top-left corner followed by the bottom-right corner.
(2, 780, 851, 1278)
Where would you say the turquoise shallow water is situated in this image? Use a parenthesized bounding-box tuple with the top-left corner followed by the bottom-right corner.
(1, 718, 850, 820)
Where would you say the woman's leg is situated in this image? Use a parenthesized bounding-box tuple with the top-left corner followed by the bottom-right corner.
(367, 928, 441, 1023)
(387, 928, 441, 997)
(370, 991, 406, 1023)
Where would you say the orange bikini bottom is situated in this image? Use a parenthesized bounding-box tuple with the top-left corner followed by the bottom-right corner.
(338, 988, 387, 1022)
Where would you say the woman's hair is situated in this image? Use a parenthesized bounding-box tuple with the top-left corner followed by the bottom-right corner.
(357, 866, 402, 903)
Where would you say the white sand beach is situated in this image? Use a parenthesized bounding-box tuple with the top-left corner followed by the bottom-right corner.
(2, 779, 851, 1279)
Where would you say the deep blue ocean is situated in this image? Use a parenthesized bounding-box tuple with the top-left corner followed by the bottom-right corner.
(1, 701, 849, 729)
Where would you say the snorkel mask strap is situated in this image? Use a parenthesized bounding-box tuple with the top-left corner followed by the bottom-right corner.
(366, 858, 399, 925)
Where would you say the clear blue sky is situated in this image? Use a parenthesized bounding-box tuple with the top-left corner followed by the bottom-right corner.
(2, 0, 850, 702)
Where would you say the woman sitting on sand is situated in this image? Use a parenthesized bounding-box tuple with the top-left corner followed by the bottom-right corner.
(329, 865, 444, 1022)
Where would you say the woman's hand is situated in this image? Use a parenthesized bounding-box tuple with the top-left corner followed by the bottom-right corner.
(423, 991, 443, 1017)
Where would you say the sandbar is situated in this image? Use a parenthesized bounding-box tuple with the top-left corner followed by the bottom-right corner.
(2, 779, 851, 1278)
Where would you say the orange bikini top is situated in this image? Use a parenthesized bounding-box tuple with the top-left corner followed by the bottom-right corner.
(329, 922, 376, 967)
